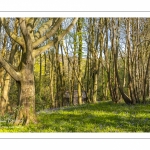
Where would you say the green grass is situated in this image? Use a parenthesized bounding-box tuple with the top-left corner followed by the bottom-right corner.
(1, 100, 150, 132)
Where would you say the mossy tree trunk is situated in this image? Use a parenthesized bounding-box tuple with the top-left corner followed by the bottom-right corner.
(77, 18, 83, 105)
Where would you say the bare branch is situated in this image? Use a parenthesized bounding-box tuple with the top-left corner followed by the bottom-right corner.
(1, 18, 24, 47)
(57, 18, 78, 41)
(26, 18, 37, 42)
(33, 18, 65, 48)
(34, 18, 53, 40)
(0, 55, 21, 81)
(32, 41, 54, 58)
(32, 18, 78, 58)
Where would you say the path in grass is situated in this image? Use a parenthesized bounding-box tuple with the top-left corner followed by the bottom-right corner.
(1, 101, 150, 132)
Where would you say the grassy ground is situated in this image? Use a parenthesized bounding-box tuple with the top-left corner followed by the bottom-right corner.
(1, 100, 150, 132)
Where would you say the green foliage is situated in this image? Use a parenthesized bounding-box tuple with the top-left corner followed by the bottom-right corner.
(8, 79, 18, 110)
(35, 76, 51, 111)
(1, 101, 150, 132)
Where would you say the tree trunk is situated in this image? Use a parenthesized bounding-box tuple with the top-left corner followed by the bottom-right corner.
(39, 54, 42, 100)
(77, 18, 83, 105)
(15, 64, 36, 125)
(1, 74, 11, 113)
(112, 18, 132, 104)
(49, 50, 55, 108)
(86, 45, 91, 103)
(142, 53, 150, 103)
(0, 66, 5, 115)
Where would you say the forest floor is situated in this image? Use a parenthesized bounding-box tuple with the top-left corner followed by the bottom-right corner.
(1, 100, 150, 132)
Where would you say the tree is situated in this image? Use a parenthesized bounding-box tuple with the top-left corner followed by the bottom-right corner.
(0, 18, 78, 125)
(77, 18, 83, 105)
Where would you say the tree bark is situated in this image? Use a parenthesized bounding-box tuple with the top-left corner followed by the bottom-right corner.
(77, 18, 83, 105)
(15, 66, 36, 125)
(49, 50, 55, 108)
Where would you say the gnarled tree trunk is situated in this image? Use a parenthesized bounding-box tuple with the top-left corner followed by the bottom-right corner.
(15, 64, 36, 125)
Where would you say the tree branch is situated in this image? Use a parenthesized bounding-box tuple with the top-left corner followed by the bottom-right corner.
(34, 18, 53, 40)
(1, 18, 24, 47)
(33, 18, 65, 48)
(32, 18, 78, 58)
(0, 55, 21, 81)
(26, 18, 37, 42)
(57, 18, 78, 41)
(32, 41, 54, 58)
